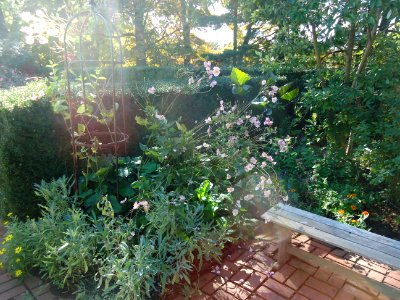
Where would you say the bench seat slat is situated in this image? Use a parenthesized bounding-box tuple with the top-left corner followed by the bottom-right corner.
(264, 206, 400, 259)
(263, 207, 400, 270)
(276, 204, 400, 250)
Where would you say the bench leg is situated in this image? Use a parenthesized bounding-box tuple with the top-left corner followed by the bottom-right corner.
(272, 226, 292, 270)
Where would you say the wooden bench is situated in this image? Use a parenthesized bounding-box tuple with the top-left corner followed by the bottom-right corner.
(260, 203, 400, 299)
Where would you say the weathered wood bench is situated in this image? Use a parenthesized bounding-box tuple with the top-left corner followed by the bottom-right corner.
(260, 203, 400, 299)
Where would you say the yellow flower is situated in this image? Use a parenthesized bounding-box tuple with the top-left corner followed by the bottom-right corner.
(3, 221, 8, 225)
(351, 219, 357, 223)
(338, 209, 345, 215)
(347, 193, 357, 199)
(7, 212, 12, 217)
(350, 205, 357, 211)
(15, 270, 22, 277)
(5, 234, 13, 242)
(0, 248, 6, 255)
(16, 258, 21, 263)
(15, 246, 22, 254)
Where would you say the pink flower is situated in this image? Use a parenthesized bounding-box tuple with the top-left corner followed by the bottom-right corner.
(207, 126, 211, 137)
(244, 163, 254, 172)
(232, 209, 239, 216)
(188, 77, 195, 85)
(278, 139, 287, 152)
(271, 97, 278, 103)
(261, 80, 267, 86)
(249, 117, 261, 128)
(250, 157, 257, 165)
(227, 187, 234, 193)
(264, 117, 273, 126)
(236, 118, 244, 126)
(141, 201, 150, 212)
(264, 190, 271, 198)
(205, 117, 212, 124)
(227, 174, 232, 179)
(261, 162, 267, 168)
(179, 195, 186, 201)
(148, 86, 156, 94)
(244, 194, 254, 201)
(266, 155, 274, 162)
(228, 136, 237, 146)
(210, 80, 217, 88)
(268, 91, 275, 96)
(155, 112, 166, 120)
(212, 66, 221, 76)
(204, 61, 211, 69)
(271, 85, 279, 92)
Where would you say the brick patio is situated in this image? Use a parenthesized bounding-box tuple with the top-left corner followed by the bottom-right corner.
(182, 233, 400, 299)
(1, 221, 399, 299)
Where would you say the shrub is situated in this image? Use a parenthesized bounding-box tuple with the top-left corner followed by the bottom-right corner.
(0, 89, 70, 218)
(1, 80, 286, 297)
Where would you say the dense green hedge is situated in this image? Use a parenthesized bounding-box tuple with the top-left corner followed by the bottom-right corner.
(0, 98, 70, 218)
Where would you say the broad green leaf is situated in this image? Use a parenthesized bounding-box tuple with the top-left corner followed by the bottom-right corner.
(279, 83, 293, 96)
(77, 104, 86, 114)
(281, 88, 299, 101)
(230, 67, 251, 86)
(142, 161, 158, 173)
(77, 123, 86, 134)
(108, 195, 123, 214)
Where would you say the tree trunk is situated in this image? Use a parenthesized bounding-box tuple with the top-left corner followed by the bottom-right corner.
(344, 23, 356, 85)
(352, 10, 381, 86)
(232, 0, 238, 65)
(346, 10, 381, 155)
(180, 0, 191, 65)
(133, 0, 147, 66)
(311, 24, 325, 87)
(238, 23, 253, 64)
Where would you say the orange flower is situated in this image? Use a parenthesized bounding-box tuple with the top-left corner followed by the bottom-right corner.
(350, 205, 357, 210)
(351, 219, 357, 223)
(347, 193, 357, 199)
(338, 209, 345, 215)
(362, 211, 369, 216)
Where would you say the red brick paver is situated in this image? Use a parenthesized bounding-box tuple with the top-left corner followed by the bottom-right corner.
(194, 235, 400, 300)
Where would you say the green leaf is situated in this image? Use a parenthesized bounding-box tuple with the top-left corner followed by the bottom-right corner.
(77, 123, 86, 134)
(108, 195, 122, 214)
(142, 161, 158, 173)
(176, 122, 187, 132)
(84, 192, 102, 209)
(196, 180, 213, 201)
(281, 88, 299, 101)
(230, 67, 251, 86)
(96, 167, 110, 178)
(77, 104, 86, 114)
(279, 83, 293, 96)
(135, 116, 149, 126)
